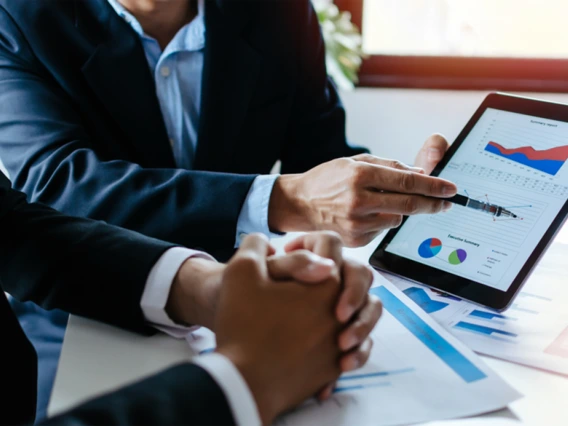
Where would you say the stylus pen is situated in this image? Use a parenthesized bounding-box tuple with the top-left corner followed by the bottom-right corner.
(445, 194, 518, 218)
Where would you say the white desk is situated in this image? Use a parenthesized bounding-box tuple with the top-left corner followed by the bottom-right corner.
(49, 230, 568, 425)
(49, 88, 568, 424)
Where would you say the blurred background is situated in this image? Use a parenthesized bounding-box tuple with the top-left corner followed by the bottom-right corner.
(317, 0, 568, 165)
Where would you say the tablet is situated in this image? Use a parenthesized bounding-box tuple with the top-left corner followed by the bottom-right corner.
(370, 93, 568, 311)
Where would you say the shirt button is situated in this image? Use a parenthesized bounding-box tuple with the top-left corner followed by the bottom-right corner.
(169, 138, 174, 148)
(160, 66, 171, 77)
(239, 232, 248, 242)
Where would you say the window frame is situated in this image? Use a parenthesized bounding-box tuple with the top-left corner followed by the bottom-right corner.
(334, 0, 568, 92)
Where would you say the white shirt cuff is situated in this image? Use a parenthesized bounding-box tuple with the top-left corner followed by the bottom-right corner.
(235, 174, 282, 248)
(141, 247, 215, 337)
(193, 353, 262, 426)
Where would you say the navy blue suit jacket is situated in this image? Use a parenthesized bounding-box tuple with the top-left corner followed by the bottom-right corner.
(0, 0, 366, 259)
(0, 171, 235, 425)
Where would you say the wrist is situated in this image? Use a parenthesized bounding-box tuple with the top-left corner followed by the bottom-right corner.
(216, 346, 279, 426)
(268, 174, 310, 233)
(166, 258, 225, 329)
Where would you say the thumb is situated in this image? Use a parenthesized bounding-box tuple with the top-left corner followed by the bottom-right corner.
(267, 251, 336, 283)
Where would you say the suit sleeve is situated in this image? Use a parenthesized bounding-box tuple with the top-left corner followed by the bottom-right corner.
(41, 363, 236, 426)
(0, 172, 176, 334)
(280, 0, 368, 174)
(0, 5, 255, 260)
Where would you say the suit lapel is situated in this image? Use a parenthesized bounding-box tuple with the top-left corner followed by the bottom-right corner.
(79, 1, 175, 168)
(194, 0, 261, 171)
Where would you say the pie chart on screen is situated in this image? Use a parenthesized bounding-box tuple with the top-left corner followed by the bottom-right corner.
(448, 249, 468, 265)
(418, 238, 442, 259)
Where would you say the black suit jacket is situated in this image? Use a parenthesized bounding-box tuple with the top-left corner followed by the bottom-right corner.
(0, 172, 234, 425)
(0, 0, 366, 260)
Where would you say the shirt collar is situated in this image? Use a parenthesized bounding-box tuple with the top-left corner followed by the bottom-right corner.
(107, 0, 205, 40)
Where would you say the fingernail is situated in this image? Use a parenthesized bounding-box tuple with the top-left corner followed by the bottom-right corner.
(443, 185, 457, 196)
(443, 201, 453, 211)
(427, 148, 442, 161)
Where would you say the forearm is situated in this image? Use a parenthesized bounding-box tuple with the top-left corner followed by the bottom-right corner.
(0, 183, 174, 333)
(15, 149, 256, 258)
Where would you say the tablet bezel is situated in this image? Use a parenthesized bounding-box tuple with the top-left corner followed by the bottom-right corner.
(369, 92, 568, 311)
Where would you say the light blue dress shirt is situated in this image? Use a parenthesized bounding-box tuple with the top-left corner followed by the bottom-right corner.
(107, 0, 279, 246)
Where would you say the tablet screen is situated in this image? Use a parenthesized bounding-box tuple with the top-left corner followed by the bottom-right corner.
(385, 108, 568, 292)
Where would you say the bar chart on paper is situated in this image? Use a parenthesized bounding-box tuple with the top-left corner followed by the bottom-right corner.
(385, 239, 568, 376)
(276, 279, 520, 426)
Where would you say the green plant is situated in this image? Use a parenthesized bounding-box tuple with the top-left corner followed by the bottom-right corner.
(313, 0, 366, 90)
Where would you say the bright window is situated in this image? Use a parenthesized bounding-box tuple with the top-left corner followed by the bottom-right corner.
(362, 0, 568, 58)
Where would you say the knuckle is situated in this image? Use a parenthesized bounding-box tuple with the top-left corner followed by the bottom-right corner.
(392, 214, 403, 228)
(354, 153, 373, 162)
(233, 253, 261, 272)
(428, 177, 443, 196)
(354, 322, 369, 340)
(319, 230, 343, 246)
(387, 159, 404, 170)
(344, 234, 361, 248)
(293, 250, 313, 265)
(403, 197, 419, 215)
(350, 163, 368, 187)
(400, 171, 416, 192)
(346, 194, 364, 216)
(432, 200, 445, 213)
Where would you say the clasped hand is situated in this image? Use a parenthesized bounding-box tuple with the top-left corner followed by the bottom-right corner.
(168, 231, 381, 424)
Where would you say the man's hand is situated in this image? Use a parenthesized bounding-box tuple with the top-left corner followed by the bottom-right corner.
(414, 134, 451, 175)
(268, 147, 457, 247)
(283, 232, 381, 399)
(166, 249, 336, 330)
(214, 234, 343, 425)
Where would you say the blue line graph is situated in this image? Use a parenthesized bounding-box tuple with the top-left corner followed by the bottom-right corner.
(339, 368, 415, 382)
(370, 286, 487, 383)
(454, 321, 518, 338)
(334, 383, 391, 393)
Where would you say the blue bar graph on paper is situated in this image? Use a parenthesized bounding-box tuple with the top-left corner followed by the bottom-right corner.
(403, 287, 449, 314)
(339, 367, 414, 382)
(468, 310, 511, 321)
(370, 286, 487, 383)
(454, 321, 518, 338)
